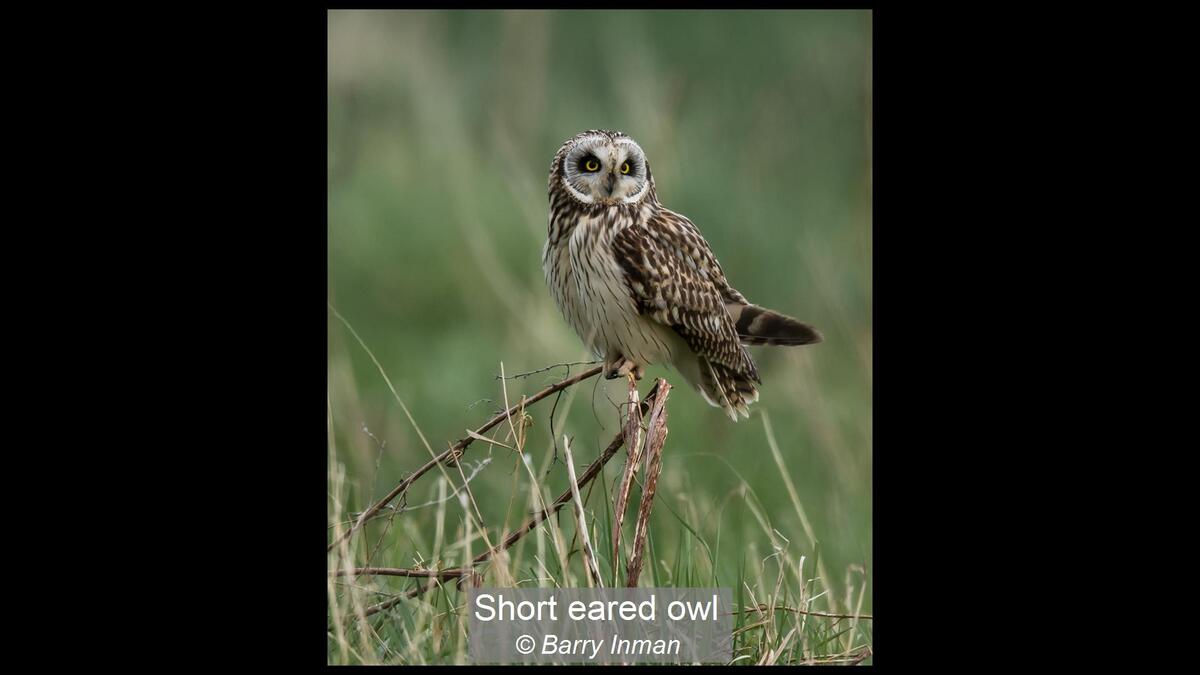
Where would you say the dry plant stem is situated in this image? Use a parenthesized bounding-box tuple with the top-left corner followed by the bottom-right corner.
(801, 649, 873, 665)
(847, 648, 873, 665)
(355, 380, 667, 620)
(563, 434, 604, 587)
(734, 604, 874, 621)
(335, 567, 470, 579)
(327, 364, 604, 553)
(611, 376, 646, 575)
(625, 380, 671, 586)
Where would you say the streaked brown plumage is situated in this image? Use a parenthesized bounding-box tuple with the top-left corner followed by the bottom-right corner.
(543, 129, 821, 420)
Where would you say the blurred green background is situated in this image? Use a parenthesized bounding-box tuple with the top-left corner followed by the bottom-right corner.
(329, 6, 870, 624)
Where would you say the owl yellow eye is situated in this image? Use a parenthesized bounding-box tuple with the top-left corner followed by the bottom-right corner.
(621, 161, 631, 175)
(584, 159, 599, 172)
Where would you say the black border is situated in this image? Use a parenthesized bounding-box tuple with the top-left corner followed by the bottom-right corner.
(166, 5, 1058, 667)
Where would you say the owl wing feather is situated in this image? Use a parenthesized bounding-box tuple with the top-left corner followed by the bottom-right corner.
(611, 208, 761, 384)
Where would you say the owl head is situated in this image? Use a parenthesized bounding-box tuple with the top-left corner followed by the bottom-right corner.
(551, 129, 654, 207)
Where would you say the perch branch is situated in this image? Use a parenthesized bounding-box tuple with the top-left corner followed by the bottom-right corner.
(611, 376, 645, 577)
(625, 379, 671, 586)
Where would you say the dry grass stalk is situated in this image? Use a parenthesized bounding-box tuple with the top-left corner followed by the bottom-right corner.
(625, 379, 671, 587)
(562, 434, 603, 587)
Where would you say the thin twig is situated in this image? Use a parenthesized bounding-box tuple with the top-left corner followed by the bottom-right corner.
(733, 604, 874, 621)
(333, 567, 470, 579)
(495, 360, 601, 380)
(327, 364, 603, 553)
(546, 388, 565, 469)
(327, 458, 493, 530)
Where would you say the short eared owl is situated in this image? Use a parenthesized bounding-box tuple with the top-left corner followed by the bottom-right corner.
(543, 129, 821, 421)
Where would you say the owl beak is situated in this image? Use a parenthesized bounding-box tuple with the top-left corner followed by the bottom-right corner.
(603, 173, 617, 197)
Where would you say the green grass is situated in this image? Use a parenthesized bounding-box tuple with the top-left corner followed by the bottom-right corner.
(328, 9, 871, 665)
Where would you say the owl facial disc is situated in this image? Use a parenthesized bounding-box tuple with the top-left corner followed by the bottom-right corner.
(557, 131, 651, 206)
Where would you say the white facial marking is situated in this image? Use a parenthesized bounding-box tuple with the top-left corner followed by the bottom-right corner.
(561, 134, 649, 205)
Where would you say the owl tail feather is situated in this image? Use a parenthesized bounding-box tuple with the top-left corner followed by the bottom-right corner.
(691, 357, 758, 422)
(728, 304, 823, 347)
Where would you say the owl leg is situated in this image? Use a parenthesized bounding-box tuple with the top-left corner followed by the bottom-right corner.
(602, 353, 624, 379)
(617, 359, 645, 382)
(603, 354, 644, 381)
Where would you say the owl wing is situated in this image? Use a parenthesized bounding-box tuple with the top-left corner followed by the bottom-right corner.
(611, 209, 761, 384)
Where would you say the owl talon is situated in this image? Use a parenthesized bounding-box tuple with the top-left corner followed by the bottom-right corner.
(624, 364, 645, 383)
(604, 356, 643, 381)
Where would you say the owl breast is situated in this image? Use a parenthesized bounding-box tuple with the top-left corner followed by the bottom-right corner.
(543, 206, 680, 367)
